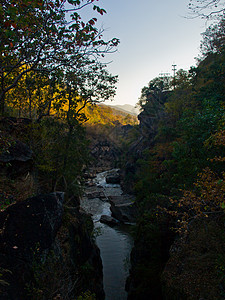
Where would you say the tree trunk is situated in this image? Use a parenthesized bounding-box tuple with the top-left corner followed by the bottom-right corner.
(0, 93, 5, 116)
(0, 75, 5, 116)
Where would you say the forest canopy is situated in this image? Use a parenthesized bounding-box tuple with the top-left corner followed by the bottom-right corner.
(134, 15, 225, 233)
(0, 0, 121, 203)
(0, 0, 119, 117)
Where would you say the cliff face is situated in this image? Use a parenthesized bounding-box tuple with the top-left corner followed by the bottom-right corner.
(125, 215, 175, 300)
(0, 192, 64, 299)
(0, 193, 104, 299)
(127, 216, 225, 300)
(123, 102, 175, 299)
(0, 118, 104, 299)
(121, 101, 165, 194)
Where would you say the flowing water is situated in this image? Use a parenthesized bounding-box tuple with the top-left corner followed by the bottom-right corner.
(81, 170, 133, 300)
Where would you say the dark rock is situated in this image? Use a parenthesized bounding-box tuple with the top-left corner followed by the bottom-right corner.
(0, 140, 32, 163)
(109, 195, 137, 223)
(109, 195, 134, 205)
(0, 192, 64, 253)
(126, 216, 174, 300)
(121, 93, 170, 194)
(86, 190, 106, 200)
(0, 117, 31, 137)
(105, 169, 121, 184)
(110, 202, 137, 223)
(0, 140, 33, 178)
(0, 192, 64, 299)
(100, 215, 119, 226)
(68, 209, 105, 299)
(106, 174, 120, 184)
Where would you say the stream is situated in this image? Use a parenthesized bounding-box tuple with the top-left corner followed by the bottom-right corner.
(81, 170, 133, 300)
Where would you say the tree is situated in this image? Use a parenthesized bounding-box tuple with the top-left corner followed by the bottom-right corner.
(0, 0, 119, 114)
(188, 0, 225, 19)
(199, 17, 225, 57)
(138, 76, 172, 110)
(162, 128, 225, 234)
(165, 69, 193, 122)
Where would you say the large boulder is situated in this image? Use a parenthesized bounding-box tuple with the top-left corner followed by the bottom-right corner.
(100, 215, 119, 226)
(106, 173, 120, 184)
(109, 195, 137, 223)
(0, 140, 32, 163)
(86, 190, 106, 200)
(0, 192, 64, 299)
(105, 169, 121, 184)
(0, 192, 64, 253)
(0, 140, 33, 178)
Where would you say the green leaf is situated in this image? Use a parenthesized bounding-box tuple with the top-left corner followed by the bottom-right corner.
(221, 202, 225, 209)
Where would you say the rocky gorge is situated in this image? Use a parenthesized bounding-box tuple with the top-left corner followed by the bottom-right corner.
(0, 117, 138, 299)
(1, 92, 224, 300)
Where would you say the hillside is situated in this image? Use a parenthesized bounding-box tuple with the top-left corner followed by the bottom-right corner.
(84, 104, 138, 126)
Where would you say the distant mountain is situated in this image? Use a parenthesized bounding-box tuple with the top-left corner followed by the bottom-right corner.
(109, 104, 140, 116)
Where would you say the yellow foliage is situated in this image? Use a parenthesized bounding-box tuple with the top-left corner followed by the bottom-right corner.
(161, 169, 225, 234)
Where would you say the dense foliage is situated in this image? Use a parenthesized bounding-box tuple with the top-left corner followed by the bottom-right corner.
(0, 0, 122, 201)
(134, 15, 225, 228)
(127, 16, 225, 299)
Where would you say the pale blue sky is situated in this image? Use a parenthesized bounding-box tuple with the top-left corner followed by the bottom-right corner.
(82, 0, 208, 106)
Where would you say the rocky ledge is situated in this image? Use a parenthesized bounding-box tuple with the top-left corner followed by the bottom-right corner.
(0, 192, 64, 299)
(100, 215, 119, 226)
(105, 170, 121, 184)
(109, 195, 137, 224)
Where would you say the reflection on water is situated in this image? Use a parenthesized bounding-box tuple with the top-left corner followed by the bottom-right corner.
(81, 170, 133, 300)
(96, 223, 133, 300)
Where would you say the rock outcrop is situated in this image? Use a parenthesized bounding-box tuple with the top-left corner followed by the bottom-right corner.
(0, 192, 64, 299)
(109, 195, 137, 223)
(0, 139, 33, 178)
(100, 215, 119, 226)
(0, 140, 33, 163)
(121, 94, 168, 194)
(0, 117, 105, 299)
(0, 192, 105, 299)
(67, 208, 105, 299)
(105, 170, 121, 184)
(126, 216, 174, 300)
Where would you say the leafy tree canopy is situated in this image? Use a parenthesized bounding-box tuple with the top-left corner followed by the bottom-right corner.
(138, 76, 172, 110)
(0, 0, 119, 114)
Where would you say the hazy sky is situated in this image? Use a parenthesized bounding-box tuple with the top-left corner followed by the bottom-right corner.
(83, 0, 208, 106)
